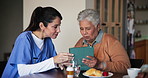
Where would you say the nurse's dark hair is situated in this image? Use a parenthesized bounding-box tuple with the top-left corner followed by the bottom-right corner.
(24, 6, 62, 31)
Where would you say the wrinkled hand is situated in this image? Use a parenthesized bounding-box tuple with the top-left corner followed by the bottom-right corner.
(53, 52, 74, 64)
(136, 72, 148, 78)
(82, 56, 100, 68)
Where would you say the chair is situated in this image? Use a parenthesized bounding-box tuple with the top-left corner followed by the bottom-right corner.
(0, 61, 7, 77)
(130, 59, 144, 68)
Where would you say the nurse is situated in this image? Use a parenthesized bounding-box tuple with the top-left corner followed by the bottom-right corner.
(2, 6, 73, 78)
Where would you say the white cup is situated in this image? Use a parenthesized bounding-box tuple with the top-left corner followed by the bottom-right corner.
(127, 68, 141, 78)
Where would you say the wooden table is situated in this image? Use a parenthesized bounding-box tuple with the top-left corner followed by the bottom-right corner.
(19, 68, 126, 78)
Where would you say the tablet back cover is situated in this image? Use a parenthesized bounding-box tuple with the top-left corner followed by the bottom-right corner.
(69, 47, 94, 70)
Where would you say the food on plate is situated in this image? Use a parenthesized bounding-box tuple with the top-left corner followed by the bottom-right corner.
(85, 68, 102, 77)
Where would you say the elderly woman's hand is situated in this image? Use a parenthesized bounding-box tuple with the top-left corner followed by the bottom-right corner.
(53, 52, 74, 64)
(136, 72, 148, 78)
(82, 56, 100, 68)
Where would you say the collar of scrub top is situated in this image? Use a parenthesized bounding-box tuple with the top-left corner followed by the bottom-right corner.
(83, 29, 104, 47)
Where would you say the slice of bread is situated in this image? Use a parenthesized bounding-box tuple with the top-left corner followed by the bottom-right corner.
(85, 68, 96, 75)
(85, 68, 102, 77)
(94, 70, 102, 77)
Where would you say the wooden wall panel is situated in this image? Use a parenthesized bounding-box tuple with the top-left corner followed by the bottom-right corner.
(97, 0, 123, 42)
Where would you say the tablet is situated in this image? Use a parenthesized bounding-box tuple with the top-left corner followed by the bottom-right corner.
(69, 47, 94, 70)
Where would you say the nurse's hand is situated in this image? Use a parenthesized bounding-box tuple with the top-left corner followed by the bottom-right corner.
(53, 52, 74, 64)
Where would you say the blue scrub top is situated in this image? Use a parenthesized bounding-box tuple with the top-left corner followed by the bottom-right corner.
(2, 31, 57, 78)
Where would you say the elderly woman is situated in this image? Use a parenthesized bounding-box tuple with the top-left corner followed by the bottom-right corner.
(75, 9, 131, 74)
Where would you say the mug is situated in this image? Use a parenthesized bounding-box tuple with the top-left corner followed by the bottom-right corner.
(127, 68, 141, 78)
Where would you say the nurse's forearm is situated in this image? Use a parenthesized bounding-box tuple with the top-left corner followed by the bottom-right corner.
(17, 57, 57, 76)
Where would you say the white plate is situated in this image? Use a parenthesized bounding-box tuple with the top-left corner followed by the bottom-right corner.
(83, 72, 113, 78)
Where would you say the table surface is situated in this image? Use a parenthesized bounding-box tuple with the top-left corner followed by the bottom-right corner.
(19, 68, 126, 78)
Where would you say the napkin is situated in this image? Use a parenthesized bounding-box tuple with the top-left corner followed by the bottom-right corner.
(141, 64, 148, 72)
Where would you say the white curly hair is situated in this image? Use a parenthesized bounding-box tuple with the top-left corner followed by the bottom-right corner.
(77, 9, 100, 27)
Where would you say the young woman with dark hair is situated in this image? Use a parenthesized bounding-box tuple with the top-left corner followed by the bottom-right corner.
(2, 6, 73, 78)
